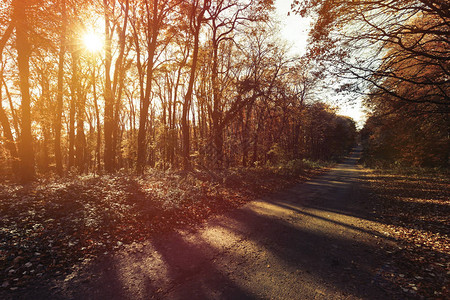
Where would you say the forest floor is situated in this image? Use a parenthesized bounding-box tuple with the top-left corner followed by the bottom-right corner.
(357, 168, 449, 298)
(0, 163, 326, 297)
(0, 156, 449, 299)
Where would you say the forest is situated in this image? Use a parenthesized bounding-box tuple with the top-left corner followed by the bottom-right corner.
(0, 0, 358, 183)
(0, 0, 448, 298)
(292, 0, 449, 168)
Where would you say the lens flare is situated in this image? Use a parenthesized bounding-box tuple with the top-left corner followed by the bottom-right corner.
(83, 32, 103, 52)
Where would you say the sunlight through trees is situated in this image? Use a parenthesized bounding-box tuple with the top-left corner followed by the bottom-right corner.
(0, 0, 358, 181)
(293, 0, 449, 168)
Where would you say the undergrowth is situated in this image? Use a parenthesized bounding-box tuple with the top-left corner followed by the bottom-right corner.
(0, 160, 328, 295)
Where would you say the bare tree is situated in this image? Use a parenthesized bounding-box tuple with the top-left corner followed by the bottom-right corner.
(293, 0, 449, 109)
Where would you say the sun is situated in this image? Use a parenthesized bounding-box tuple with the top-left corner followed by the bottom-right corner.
(83, 31, 103, 52)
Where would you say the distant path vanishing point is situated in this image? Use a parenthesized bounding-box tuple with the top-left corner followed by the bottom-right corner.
(41, 147, 403, 299)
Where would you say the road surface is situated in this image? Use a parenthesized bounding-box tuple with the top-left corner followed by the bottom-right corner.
(56, 147, 400, 299)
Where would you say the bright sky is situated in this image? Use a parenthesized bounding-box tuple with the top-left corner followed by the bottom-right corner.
(334, 99, 367, 129)
(83, 31, 103, 52)
(274, 0, 367, 128)
(274, 0, 311, 57)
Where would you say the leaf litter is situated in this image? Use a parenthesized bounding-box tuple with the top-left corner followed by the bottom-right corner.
(359, 169, 449, 299)
(0, 167, 323, 296)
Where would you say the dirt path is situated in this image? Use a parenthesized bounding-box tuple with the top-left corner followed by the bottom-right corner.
(30, 148, 406, 299)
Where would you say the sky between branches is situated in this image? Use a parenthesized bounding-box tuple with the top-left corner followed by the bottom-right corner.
(274, 0, 366, 128)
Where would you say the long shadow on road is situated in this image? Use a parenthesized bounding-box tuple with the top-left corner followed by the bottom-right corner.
(33, 148, 433, 299)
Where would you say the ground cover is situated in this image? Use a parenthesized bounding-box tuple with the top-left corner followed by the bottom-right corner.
(359, 168, 449, 299)
(0, 164, 326, 295)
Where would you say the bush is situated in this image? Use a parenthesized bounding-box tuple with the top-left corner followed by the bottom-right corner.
(271, 159, 332, 177)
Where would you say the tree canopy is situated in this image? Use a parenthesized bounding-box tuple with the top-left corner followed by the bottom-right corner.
(0, 0, 357, 181)
(293, 0, 449, 167)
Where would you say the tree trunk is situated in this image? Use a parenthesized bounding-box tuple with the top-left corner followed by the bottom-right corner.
(111, 0, 129, 170)
(41, 127, 50, 172)
(104, 0, 114, 172)
(182, 1, 208, 170)
(136, 41, 156, 173)
(75, 51, 86, 174)
(54, 0, 66, 176)
(68, 51, 77, 169)
(210, 32, 223, 168)
(14, 0, 35, 182)
(242, 106, 252, 167)
(136, 0, 162, 173)
(0, 98, 19, 174)
(93, 64, 101, 173)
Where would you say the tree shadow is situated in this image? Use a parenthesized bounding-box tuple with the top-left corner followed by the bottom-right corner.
(297, 160, 449, 237)
(206, 205, 404, 299)
(209, 199, 430, 299)
(61, 229, 258, 300)
(9, 147, 444, 299)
